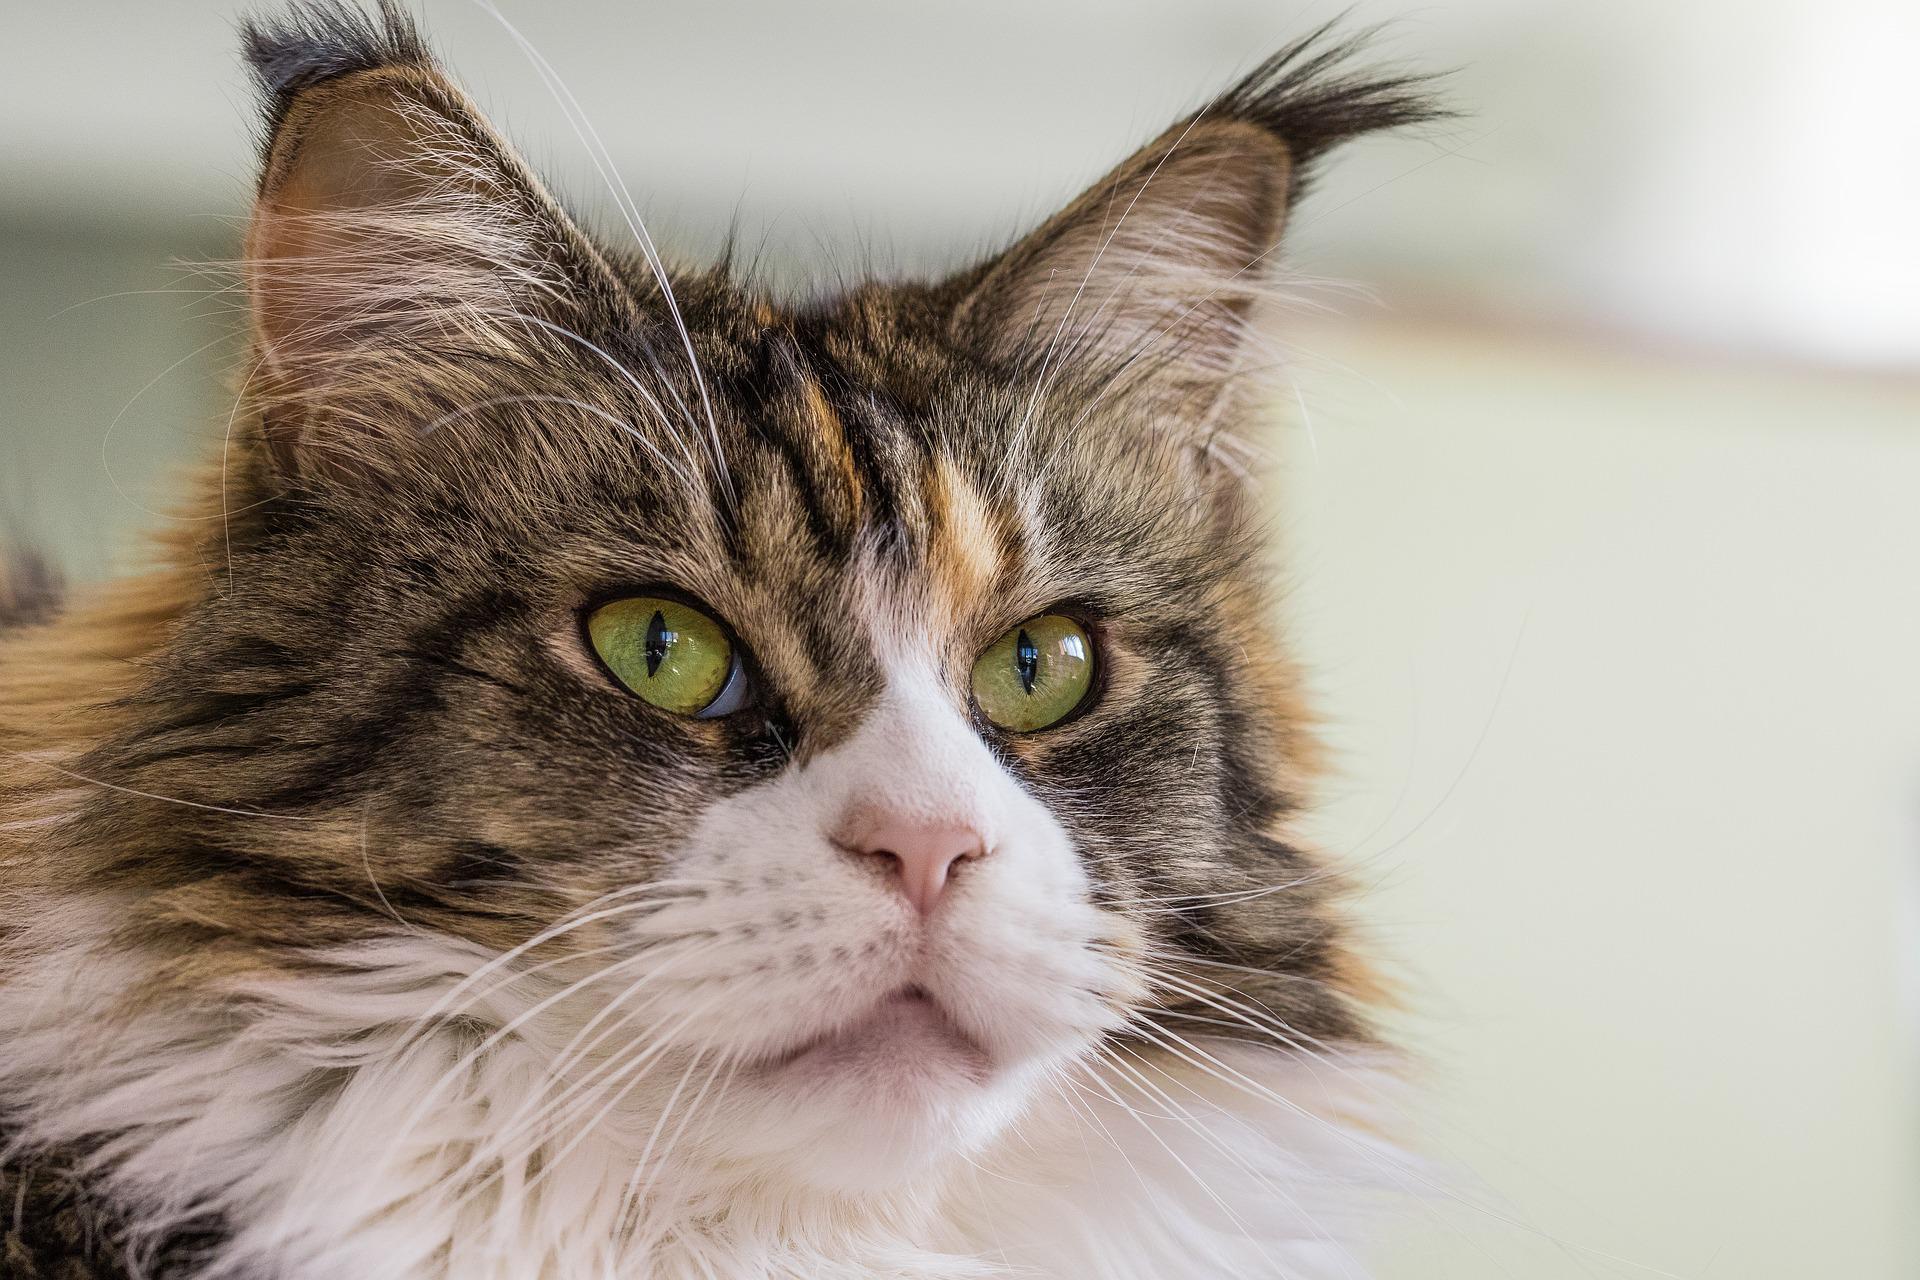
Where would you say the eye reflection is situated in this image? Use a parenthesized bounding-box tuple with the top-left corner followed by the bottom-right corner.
(585, 595, 750, 718)
(972, 614, 1096, 733)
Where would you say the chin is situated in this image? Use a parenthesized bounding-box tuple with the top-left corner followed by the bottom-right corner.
(708, 990, 1072, 1192)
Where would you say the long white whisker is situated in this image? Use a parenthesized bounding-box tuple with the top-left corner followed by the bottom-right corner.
(445, 992, 723, 1217)
(0, 747, 314, 822)
(1074, 1054, 1280, 1271)
(413, 386, 700, 497)
(402, 879, 716, 1039)
(97, 330, 244, 523)
(501, 313, 701, 446)
(481, 947, 715, 1156)
(620, 1049, 738, 1233)
(475, 3, 736, 515)
(1129, 1020, 1649, 1270)
(1098, 1044, 1357, 1276)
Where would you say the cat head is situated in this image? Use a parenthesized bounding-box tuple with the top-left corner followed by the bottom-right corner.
(70, 2, 1432, 1192)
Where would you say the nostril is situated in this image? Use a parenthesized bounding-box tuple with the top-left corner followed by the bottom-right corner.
(833, 816, 987, 917)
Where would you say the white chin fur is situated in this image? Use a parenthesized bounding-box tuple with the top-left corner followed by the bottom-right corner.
(712, 1056, 1043, 1192)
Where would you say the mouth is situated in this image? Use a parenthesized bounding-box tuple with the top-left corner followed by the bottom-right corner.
(750, 985, 993, 1089)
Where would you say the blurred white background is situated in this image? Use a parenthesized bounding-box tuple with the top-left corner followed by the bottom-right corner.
(3, 2, 1916, 1276)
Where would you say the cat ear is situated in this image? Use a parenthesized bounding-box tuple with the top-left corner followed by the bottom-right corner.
(240, 3, 619, 477)
(951, 30, 1435, 408)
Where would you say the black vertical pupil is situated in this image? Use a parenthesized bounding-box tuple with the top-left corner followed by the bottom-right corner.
(644, 609, 675, 678)
(1015, 628, 1039, 694)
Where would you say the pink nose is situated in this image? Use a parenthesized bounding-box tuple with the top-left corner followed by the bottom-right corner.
(837, 815, 986, 916)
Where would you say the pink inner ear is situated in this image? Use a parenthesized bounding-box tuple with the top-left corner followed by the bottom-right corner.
(247, 85, 454, 371)
(237, 68, 590, 480)
(961, 120, 1292, 384)
(249, 184, 344, 372)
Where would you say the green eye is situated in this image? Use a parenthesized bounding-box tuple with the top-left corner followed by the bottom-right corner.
(586, 596, 746, 717)
(971, 613, 1096, 733)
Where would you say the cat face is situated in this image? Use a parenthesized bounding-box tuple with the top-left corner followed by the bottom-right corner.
(63, 9, 1428, 1191)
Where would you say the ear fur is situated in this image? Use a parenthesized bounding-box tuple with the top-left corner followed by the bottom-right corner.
(240, 1, 621, 477)
(951, 27, 1438, 407)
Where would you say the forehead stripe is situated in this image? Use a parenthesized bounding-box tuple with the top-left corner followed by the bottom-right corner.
(926, 454, 1004, 621)
(800, 374, 864, 520)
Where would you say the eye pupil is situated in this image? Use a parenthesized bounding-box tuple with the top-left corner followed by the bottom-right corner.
(644, 609, 672, 678)
(587, 596, 740, 716)
(971, 613, 1095, 733)
(1014, 628, 1039, 694)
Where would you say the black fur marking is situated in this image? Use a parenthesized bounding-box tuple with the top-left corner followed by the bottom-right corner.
(1211, 20, 1447, 200)
(240, 0, 431, 140)
(134, 681, 320, 745)
(441, 840, 525, 888)
(402, 587, 532, 671)
(263, 588, 529, 809)
(742, 338, 857, 562)
(401, 647, 531, 699)
(0, 1146, 226, 1280)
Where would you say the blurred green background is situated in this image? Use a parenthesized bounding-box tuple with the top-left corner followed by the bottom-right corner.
(4, 2, 1916, 1276)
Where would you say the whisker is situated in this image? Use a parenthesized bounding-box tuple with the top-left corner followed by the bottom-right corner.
(475, 4, 737, 517)
(1074, 1054, 1282, 1271)
(402, 879, 717, 1039)
(1124, 1022, 1624, 1269)
(442, 992, 720, 1220)
(96, 329, 244, 523)
(0, 747, 314, 822)
(413, 384, 702, 499)
(476, 949, 715, 1160)
(1097, 1045, 1357, 1276)
(619, 1049, 738, 1233)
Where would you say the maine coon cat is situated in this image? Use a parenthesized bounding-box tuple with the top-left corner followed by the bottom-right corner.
(0, 4, 1436, 1276)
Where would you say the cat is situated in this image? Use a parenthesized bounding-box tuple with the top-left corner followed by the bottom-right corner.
(0, 3, 1437, 1277)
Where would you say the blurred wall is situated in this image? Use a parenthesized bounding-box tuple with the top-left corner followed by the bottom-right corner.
(3, 3, 1916, 1277)
(0, 221, 230, 578)
(6, 0, 1918, 365)
(1277, 318, 1920, 1277)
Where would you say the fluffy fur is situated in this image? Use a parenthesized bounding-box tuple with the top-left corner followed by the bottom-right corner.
(0, 5, 1438, 1277)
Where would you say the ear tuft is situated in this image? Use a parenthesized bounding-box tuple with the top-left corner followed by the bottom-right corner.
(1208, 22, 1444, 201)
(241, 1, 431, 140)
(951, 24, 1443, 406)
(236, 3, 624, 480)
